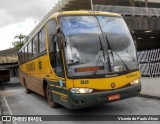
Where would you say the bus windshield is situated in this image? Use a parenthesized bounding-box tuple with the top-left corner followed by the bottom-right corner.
(60, 16, 138, 78)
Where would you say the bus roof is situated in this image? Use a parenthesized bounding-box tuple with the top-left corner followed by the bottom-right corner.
(19, 11, 121, 52)
(49, 10, 121, 19)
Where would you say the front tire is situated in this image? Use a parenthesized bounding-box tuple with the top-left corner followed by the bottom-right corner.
(46, 85, 58, 108)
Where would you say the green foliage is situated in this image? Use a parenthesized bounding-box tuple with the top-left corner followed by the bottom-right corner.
(12, 41, 24, 48)
(12, 34, 28, 48)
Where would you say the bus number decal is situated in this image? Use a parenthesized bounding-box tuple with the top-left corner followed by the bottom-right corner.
(81, 80, 89, 84)
(26, 63, 35, 72)
(127, 73, 137, 78)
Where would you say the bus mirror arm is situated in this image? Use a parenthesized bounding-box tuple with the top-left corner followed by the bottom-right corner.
(55, 33, 64, 50)
(57, 25, 61, 33)
(57, 25, 65, 49)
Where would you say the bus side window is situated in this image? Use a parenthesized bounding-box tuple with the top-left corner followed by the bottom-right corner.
(28, 41, 33, 59)
(39, 28, 46, 52)
(33, 35, 39, 55)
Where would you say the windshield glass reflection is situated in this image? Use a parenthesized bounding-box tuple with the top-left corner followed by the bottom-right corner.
(60, 16, 138, 78)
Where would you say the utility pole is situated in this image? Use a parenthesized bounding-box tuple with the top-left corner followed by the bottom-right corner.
(145, 0, 148, 8)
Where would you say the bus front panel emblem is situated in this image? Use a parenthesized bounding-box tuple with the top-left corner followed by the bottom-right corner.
(111, 82, 116, 88)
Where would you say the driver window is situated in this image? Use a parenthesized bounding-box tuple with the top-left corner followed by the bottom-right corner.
(47, 19, 64, 78)
(53, 36, 64, 77)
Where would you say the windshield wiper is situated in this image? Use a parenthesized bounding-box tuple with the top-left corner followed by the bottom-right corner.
(105, 36, 129, 71)
(92, 36, 111, 77)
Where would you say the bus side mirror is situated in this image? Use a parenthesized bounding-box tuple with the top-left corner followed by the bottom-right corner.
(56, 25, 65, 49)
(57, 25, 61, 33)
(53, 32, 64, 50)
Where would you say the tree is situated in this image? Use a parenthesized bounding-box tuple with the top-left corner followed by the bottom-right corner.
(12, 34, 28, 48)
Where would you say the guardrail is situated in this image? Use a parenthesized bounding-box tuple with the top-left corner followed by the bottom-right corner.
(94, 5, 160, 17)
(138, 49, 160, 77)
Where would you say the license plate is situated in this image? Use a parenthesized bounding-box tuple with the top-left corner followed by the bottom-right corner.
(108, 94, 120, 101)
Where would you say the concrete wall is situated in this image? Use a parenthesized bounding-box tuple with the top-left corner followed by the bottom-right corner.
(0, 47, 20, 63)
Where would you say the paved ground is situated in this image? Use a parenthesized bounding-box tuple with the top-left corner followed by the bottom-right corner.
(141, 77, 160, 98)
(0, 77, 160, 124)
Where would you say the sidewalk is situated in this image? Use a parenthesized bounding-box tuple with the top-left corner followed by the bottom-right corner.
(140, 77, 160, 100)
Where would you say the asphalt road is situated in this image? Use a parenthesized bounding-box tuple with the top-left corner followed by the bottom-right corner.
(0, 77, 160, 124)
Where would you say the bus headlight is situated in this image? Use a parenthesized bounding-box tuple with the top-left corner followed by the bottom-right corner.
(70, 88, 93, 94)
(130, 79, 140, 85)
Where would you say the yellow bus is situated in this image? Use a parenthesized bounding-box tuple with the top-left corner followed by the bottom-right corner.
(18, 11, 141, 109)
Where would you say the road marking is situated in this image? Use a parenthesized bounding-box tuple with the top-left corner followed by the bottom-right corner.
(3, 97, 13, 115)
(3, 96, 17, 124)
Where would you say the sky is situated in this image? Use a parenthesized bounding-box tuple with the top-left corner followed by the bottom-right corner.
(0, 0, 58, 50)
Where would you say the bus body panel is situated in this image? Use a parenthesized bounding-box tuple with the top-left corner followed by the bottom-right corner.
(72, 71, 140, 90)
(67, 83, 141, 109)
(19, 53, 51, 96)
(46, 78, 141, 110)
(19, 71, 44, 96)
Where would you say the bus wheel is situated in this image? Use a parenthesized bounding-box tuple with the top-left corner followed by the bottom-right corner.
(46, 85, 58, 108)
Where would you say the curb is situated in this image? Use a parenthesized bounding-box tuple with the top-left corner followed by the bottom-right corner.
(139, 94, 160, 100)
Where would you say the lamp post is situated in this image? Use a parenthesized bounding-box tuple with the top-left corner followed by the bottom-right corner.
(145, 0, 148, 8)
(90, 0, 93, 11)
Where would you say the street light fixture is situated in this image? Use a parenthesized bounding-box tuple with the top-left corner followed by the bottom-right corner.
(90, 0, 93, 11)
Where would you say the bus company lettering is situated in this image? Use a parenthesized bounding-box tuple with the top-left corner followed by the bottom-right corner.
(81, 80, 89, 84)
(26, 63, 35, 72)
(126, 73, 137, 78)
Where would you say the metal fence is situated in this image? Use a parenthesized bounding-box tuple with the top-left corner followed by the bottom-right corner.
(94, 5, 160, 17)
(137, 49, 160, 77)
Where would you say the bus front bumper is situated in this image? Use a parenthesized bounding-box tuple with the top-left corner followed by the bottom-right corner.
(67, 83, 141, 109)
